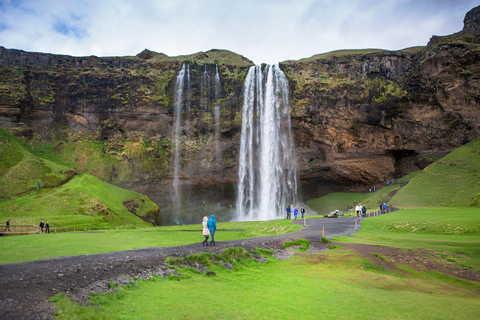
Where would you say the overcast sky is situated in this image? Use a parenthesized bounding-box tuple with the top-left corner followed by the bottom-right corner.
(0, 0, 478, 64)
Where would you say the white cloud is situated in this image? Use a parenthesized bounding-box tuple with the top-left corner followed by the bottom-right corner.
(0, 0, 478, 64)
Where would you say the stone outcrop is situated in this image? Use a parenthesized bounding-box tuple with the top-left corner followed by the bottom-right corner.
(0, 6, 479, 214)
(462, 5, 480, 34)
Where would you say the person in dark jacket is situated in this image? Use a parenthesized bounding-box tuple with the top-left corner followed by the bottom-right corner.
(207, 214, 217, 246)
(39, 220, 45, 233)
(5, 219, 10, 231)
(45, 221, 50, 234)
(301, 207, 305, 218)
(362, 205, 366, 217)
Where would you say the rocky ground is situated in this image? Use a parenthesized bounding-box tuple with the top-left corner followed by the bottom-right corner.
(0, 217, 478, 320)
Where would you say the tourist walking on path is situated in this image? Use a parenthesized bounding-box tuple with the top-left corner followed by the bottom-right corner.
(207, 214, 217, 246)
(294, 207, 298, 220)
(39, 220, 45, 233)
(286, 206, 291, 219)
(5, 219, 9, 231)
(45, 221, 50, 234)
(202, 216, 210, 246)
(382, 203, 387, 214)
(301, 207, 305, 218)
(362, 205, 366, 217)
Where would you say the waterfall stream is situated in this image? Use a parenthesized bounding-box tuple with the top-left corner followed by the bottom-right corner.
(214, 65, 221, 162)
(172, 63, 187, 209)
(235, 64, 299, 220)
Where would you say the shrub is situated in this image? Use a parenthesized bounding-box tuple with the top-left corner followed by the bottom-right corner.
(282, 239, 310, 252)
(252, 248, 274, 257)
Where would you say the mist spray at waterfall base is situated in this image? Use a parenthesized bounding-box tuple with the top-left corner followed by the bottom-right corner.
(235, 64, 299, 221)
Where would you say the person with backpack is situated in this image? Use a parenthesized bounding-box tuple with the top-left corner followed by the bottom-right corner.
(207, 214, 217, 246)
(39, 220, 45, 233)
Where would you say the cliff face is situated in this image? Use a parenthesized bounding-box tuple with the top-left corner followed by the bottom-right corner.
(1, 7, 480, 214)
(281, 33, 480, 196)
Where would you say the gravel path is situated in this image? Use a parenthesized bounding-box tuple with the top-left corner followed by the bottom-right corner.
(0, 217, 362, 320)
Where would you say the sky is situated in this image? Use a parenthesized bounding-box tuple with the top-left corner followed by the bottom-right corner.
(0, 0, 478, 64)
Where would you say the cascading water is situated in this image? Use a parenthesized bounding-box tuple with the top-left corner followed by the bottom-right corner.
(213, 65, 221, 161)
(201, 65, 210, 111)
(172, 63, 186, 210)
(236, 64, 299, 221)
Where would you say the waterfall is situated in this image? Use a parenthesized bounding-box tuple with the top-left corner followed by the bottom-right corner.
(235, 64, 299, 221)
(201, 65, 210, 111)
(214, 65, 221, 162)
(186, 64, 191, 113)
(172, 63, 186, 208)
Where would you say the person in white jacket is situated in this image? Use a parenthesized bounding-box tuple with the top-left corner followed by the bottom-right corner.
(202, 216, 210, 246)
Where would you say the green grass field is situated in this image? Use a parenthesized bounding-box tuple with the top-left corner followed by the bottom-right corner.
(0, 219, 301, 264)
(50, 243, 480, 320)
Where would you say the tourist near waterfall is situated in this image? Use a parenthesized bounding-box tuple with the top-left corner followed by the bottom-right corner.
(207, 214, 217, 246)
(202, 216, 210, 246)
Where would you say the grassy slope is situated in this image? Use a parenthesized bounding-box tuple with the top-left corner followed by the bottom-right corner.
(0, 128, 71, 199)
(0, 128, 161, 229)
(0, 174, 158, 229)
(391, 138, 480, 207)
(0, 220, 301, 264)
(308, 138, 480, 214)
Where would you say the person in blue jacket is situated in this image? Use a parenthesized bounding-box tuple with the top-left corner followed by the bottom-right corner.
(207, 214, 217, 246)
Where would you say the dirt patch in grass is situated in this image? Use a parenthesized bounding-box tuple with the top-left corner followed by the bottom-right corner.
(334, 242, 480, 282)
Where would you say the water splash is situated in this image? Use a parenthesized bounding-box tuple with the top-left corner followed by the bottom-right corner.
(236, 64, 299, 221)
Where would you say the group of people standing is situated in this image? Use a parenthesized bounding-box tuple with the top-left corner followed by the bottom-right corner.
(286, 205, 305, 220)
(355, 205, 367, 217)
(201, 214, 217, 246)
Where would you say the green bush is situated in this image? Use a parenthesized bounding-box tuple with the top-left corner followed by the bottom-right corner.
(282, 239, 310, 252)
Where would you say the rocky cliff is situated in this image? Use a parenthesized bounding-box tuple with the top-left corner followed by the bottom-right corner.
(1, 7, 479, 221)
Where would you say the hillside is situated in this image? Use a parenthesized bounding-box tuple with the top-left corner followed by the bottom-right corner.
(308, 138, 480, 213)
(0, 128, 72, 199)
(0, 128, 162, 227)
(0, 174, 161, 228)
(391, 138, 480, 207)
